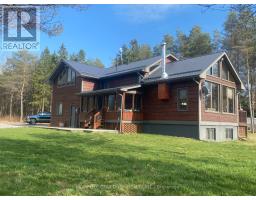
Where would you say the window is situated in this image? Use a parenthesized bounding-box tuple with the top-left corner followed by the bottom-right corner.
(207, 62, 220, 77)
(222, 86, 235, 113)
(205, 81, 219, 112)
(108, 95, 115, 111)
(225, 128, 233, 140)
(56, 102, 63, 115)
(116, 95, 122, 111)
(206, 128, 216, 140)
(88, 96, 94, 112)
(221, 63, 229, 80)
(177, 88, 188, 111)
(57, 67, 76, 86)
(125, 94, 133, 110)
(134, 95, 142, 111)
(81, 97, 87, 112)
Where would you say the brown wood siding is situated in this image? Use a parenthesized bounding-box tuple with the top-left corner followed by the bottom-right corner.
(143, 81, 199, 121)
(51, 77, 82, 127)
(201, 75, 238, 123)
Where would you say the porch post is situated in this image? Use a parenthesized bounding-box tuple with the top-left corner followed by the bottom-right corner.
(119, 92, 124, 133)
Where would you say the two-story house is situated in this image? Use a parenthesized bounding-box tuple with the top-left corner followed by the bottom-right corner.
(48, 44, 247, 141)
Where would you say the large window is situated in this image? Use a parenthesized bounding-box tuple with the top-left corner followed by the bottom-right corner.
(205, 81, 219, 112)
(125, 93, 142, 111)
(222, 86, 235, 113)
(57, 67, 76, 86)
(177, 88, 188, 111)
(56, 102, 63, 115)
(206, 128, 216, 140)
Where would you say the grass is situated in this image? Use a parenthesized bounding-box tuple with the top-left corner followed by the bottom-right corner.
(0, 128, 256, 195)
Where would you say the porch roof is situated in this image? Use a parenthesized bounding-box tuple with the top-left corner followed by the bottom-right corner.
(78, 84, 141, 96)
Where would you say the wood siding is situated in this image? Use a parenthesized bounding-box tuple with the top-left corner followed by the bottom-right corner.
(143, 81, 199, 121)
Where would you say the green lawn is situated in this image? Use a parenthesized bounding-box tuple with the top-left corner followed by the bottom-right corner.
(0, 128, 256, 195)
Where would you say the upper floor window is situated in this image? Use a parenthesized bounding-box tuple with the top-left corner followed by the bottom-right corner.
(207, 62, 220, 77)
(205, 81, 219, 112)
(222, 86, 235, 113)
(221, 62, 235, 82)
(57, 67, 76, 86)
(177, 88, 188, 111)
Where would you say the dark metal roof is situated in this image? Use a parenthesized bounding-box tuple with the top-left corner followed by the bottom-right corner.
(49, 54, 178, 82)
(144, 52, 224, 82)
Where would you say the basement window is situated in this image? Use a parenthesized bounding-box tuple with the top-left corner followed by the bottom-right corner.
(225, 128, 233, 140)
(206, 128, 216, 141)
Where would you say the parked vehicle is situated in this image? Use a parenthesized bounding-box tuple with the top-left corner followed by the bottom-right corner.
(26, 112, 51, 124)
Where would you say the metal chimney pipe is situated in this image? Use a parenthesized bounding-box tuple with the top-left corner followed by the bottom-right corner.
(161, 42, 168, 79)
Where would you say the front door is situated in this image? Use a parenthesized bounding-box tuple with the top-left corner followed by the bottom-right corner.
(70, 106, 77, 128)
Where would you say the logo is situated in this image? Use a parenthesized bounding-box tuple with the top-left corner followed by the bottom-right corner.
(1, 6, 40, 51)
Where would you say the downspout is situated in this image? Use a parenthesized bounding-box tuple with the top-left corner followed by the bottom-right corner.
(193, 77, 201, 139)
(117, 93, 123, 133)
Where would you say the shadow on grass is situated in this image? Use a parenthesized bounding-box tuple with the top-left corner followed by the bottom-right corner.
(0, 131, 255, 195)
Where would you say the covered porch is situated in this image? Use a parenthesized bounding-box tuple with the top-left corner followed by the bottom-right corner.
(78, 85, 143, 133)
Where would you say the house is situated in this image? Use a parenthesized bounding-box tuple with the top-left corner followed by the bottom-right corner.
(48, 44, 247, 141)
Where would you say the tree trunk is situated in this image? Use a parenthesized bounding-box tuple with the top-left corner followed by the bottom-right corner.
(20, 84, 24, 122)
(247, 53, 254, 133)
(9, 93, 13, 121)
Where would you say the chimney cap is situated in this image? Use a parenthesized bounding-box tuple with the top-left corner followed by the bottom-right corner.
(161, 42, 167, 46)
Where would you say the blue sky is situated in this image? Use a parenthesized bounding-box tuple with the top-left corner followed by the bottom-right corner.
(0, 4, 228, 67)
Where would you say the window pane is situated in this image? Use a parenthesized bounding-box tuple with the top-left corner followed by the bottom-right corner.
(67, 68, 72, 82)
(108, 95, 115, 111)
(206, 128, 216, 140)
(206, 67, 212, 75)
(81, 97, 87, 112)
(116, 95, 122, 111)
(227, 88, 234, 113)
(221, 63, 228, 80)
(222, 86, 228, 112)
(225, 128, 233, 140)
(125, 94, 133, 110)
(212, 62, 219, 77)
(178, 89, 188, 111)
(57, 102, 63, 115)
(229, 72, 235, 82)
(134, 95, 142, 111)
(212, 83, 219, 111)
(71, 70, 76, 82)
(205, 82, 212, 110)
(88, 96, 94, 112)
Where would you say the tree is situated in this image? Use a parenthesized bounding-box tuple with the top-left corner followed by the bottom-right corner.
(87, 58, 104, 68)
(58, 43, 68, 60)
(153, 34, 177, 56)
(5, 51, 37, 121)
(212, 30, 222, 53)
(31, 48, 56, 113)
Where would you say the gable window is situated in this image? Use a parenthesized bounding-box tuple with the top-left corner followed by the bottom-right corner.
(56, 102, 63, 115)
(57, 67, 76, 86)
(205, 81, 219, 112)
(221, 61, 235, 82)
(177, 88, 188, 111)
(207, 62, 220, 77)
(206, 128, 216, 140)
(225, 128, 233, 140)
(108, 95, 115, 111)
(222, 86, 235, 113)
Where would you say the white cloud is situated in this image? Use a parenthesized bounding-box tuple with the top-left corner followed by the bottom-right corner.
(114, 5, 179, 23)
